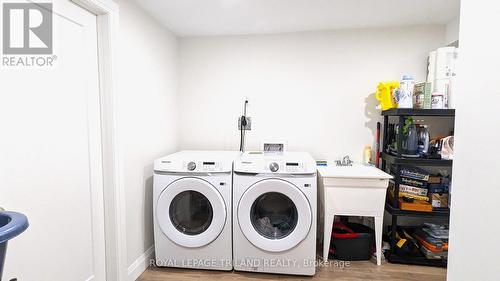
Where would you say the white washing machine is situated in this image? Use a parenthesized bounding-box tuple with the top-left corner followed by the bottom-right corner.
(233, 151, 317, 276)
(153, 150, 239, 271)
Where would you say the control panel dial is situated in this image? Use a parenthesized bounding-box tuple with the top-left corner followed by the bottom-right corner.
(187, 161, 196, 171)
(269, 162, 279, 172)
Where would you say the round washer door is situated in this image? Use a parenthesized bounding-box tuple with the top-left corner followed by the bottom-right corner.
(237, 178, 312, 252)
(156, 177, 226, 248)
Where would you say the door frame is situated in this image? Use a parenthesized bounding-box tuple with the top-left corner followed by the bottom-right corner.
(70, 1, 126, 280)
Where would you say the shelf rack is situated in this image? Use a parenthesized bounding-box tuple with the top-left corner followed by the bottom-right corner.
(381, 152, 453, 167)
(380, 108, 454, 267)
(385, 252, 448, 267)
(385, 203, 450, 218)
(382, 108, 455, 117)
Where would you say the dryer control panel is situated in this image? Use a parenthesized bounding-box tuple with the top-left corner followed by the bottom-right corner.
(234, 152, 316, 175)
(264, 161, 309, 173)
(156, 160, 228, 172)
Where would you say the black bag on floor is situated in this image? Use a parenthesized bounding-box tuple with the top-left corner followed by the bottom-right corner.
(329, 222, 374, 261)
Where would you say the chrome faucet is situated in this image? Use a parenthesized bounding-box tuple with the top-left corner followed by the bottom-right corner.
(336, 155, 353, 166)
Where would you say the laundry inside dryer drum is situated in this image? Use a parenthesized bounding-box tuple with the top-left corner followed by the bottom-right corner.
(250, 192, 298, 239)
(169, 191, 213, 235)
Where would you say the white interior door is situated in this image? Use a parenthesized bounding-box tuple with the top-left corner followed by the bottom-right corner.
(0, 1, 106, 280)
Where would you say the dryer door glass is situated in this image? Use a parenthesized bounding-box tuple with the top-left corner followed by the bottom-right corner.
(250, 192, 297, 239)
(237, 178, 312, 252)
(169, 191, 213, 235)
(156, 177, 227, 248)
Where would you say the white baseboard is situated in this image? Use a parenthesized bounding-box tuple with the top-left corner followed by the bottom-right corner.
(127, 245, 155, 281)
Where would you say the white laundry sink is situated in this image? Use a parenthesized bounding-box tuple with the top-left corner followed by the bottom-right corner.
(317, 163, 392, 265)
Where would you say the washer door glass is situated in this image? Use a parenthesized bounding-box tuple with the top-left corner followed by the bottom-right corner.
(156, 177, 226, 248)
(238, 178, 312, 252)
(169, 191, 213, 235)
(250, 192, 297, 239)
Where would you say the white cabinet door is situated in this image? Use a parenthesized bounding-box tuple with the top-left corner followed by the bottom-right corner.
(0, 1, 106, 280)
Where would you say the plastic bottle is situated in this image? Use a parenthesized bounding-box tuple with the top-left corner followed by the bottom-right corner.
(397, 75, 415, 108)
(363, 145, 372, 164)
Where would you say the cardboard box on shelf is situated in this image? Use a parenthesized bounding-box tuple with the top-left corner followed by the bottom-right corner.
(414, 82, 432, 109)
(431, 193, 449, 208)
(389, 180, 428, 196)
(399, 199, 433, 212)
(428, 175, 442, 184)
(400, 192, 430, 202)
(399, 184, 428, 197)
(401, 177, 427, 188)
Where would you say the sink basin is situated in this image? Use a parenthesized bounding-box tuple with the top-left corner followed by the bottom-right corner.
(0, 211, 29, 279)
(318, 163, 392, 180)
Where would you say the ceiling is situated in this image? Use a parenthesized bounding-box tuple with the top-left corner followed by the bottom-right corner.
(130, 0, 460, 37)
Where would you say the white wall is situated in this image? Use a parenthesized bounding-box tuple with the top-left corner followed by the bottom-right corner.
(447, 1, 500, 280)
(115, 0, 178, 279)
(445, 17, 460, 45)
(178, 26, 446, 161)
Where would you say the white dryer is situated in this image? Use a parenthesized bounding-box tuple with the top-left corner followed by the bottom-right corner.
(233, 151, 317, 276)
(153, 150, 239, 271)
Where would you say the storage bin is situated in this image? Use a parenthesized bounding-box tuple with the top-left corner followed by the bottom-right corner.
(329, 222, 374, 261)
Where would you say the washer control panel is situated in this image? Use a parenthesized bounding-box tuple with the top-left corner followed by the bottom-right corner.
(262, 161, 308, 173)
(234, 152, 316, 174)
(183, 161, 224, 172)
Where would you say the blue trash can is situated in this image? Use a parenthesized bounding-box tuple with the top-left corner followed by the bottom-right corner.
(0, 211, 29, 280)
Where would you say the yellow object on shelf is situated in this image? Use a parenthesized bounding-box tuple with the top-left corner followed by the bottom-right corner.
(398, 192, 430, 202)
(375, 81, 400, 110)
(363, 145, 372, 164)
(399, 199, 433, 212)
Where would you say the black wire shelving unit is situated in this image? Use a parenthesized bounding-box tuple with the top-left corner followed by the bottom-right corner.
(380, 108, 455, 267)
